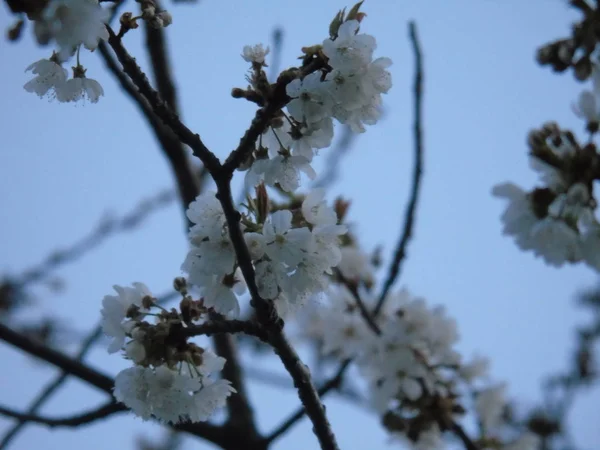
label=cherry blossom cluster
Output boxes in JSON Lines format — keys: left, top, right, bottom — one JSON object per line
{"left": 181, "top": 186, "right": 347, "bottom": 318}
{"left": 20, "top": 0, "right": 171, "bottom": 103}
{"left": 100, "top": 282, "right": 235, "bottom": 423}
{"left": 493, "top": 105, "right": 600, "bottom": 269}
{"left": 241, "top": 6, "right": 392, "bottom": 192}
{"left": 300, "top": 281, "right": 539, "bottom": 450}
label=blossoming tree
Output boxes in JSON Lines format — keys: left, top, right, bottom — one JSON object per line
{"left": 0, "top": 1, "right": 598, "bottom": 450}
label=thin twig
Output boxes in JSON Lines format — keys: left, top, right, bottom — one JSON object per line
{"left": 0, "top": 402, "right": 125, "bottom": 428}
{"left": 12, "top": 188, "right": 175, "bottom": 289}
{"left": 373, "top": 21, "right": 424, "bottom": 317}
{"left": 335, "top": 269, "right": 381, "bottom": 335}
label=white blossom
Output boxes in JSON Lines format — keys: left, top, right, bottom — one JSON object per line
{"left": 263, "top": 210, "right": 313, "bottom": 267}
{"left": 24, "top": 58, "right": 67, "bottom": 98}
{"left": 262, "top": 122, "right": 293, "bottom": 157}
{"left": 528, "top": 217, "right": 582, "bottom": 266}
{"left": 286, "top": 72, "right": 332, "bottom": 124}
{"left": 572, "top": 61, "right": 600, "bottom": 123}
{"left": 244, "top": 232, "right": 267, "bottom": 260}
{"left": 36, "top": 0, "right": 110, "bottom": 58}
{"left": 188, "top": 379, "right": 236, "bottom": 422}
{"left": 475, "top": 384, "right": 507, "bottom": 433}
{"left": 199, "top": 273, "right": 246, "bottom": 317}
{"left": 242, "top": 43, "right": 270, "bottom": 64}
{"left": 101, "top": 283, "right": 150, "bottom": 353}
{"left": 186, "top": 191, "right": 226, "bottom": 243}
{"left": 255, "top": 260, "right": 288, "bottom": 300}
{"left": 113, "top": 365, "right": 234, "bottom": 424}
{"left": 322, "top": 20, "right": 376, "bottom": 71}
{"left": 337, "top": 246, "right": 375, "bottom": 283}
{"left": 56, "top": 72, "right": 104, "bottom": 103}
{"left": 492, "top": 183, "right": 540, "bottom": 251}
{"left": 291, "top": 117, "right": 334, "bottom": 161}
{"left": 263, "top": 154, "right": 317, "bottom": 192}
{"left": 302, "top": 189, "right": 338, "bottom": 226}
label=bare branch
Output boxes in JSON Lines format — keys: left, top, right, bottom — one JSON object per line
{"left": 335, "top": 269, "right": 381, "bottom": 335}
{"left": 0, "top": 402, "right": 125, "bottom": 428}
{"left": 105, "top": 25, "right": 222, "bottom": 174}
{"left": 0, "top": 292, "right": 178, "bottom": 449}
{"left": 11, "top": 187, "right": 175, "bottom": 290}
{"left": 0, "top": 322, "right": 114, "bottom": 393}
{"left": 449, "top": 421, "right": 480, "bottom": 450}
{"left": 373, "top": 21, "right": 424, "bottom": 317}
{"left": 264, "top": 360, "right": 351, "bottom": 445}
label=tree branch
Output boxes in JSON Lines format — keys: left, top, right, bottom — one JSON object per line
{"left": 0, "top": 402, "right": 125, "bottom": 428}
{"left": 97, "top": 41, "right": 202, "bottom": 213}
{"left": 106, "top": 28, "right": 337, "bottom": 449}
{"left": 373, "top": 21, "right": 424, "bottom": 317}
{"left": 335, "top": 270, "right": 381, "bottom": 336}
{"left": 105, "top": 25, "right": 222, "bottom": 174}
{"left": 0, "top": 322, "right": 114, "bottom": 393}
{"left": 104, "top": 25, "right": 259, "bottom": 437}
{"left": 183, "top": 320, "right": 268, "bottom": 342}
{"left": 449, "top": 421, "right": 480, "bottom": 450}
{"left": 0, "top": 321, "right": 240, "bottom": 448}
{"left": 264, "top": 360, "right": 351, "bottom": 445}
{"left": 0, "top": 323, "right": 104, "bottom": 449}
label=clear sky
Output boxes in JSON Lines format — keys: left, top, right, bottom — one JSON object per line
{"left": 0, "top": 0, "right": 598, "bottom": 449}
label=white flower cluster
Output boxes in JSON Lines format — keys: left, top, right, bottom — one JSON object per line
{"left": 181, "top": 189, "right": 347, "bottom": 316}
{"left": 34, "top": 0, "right": 109, "bottom": 60}
{"left": 100, "top": 283, "right": 235, "bottom": 423}
{"left": 24, "top": 57, "right": 104, "bottom": 103}
{"left": 473, "top": 385, "right": 540, "bottom": 450}
{"left": 244, "top": 18, "right": 392, "bottom": 193}
{"left": 22, "top": 0, "right": 109, "bottom": 102}
{"left": 493, "top": 124, "right": 600, "bottom": 270}
{"left": 301, "top": 284, "right": 538, "bottom": 449}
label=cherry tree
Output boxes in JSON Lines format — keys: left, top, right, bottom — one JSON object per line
{"left": 0, "top": 1, "right": 598, "bottom": 450}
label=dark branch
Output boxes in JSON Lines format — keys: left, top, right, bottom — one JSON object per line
{"left": 222, "top": 58, "right": 325, "bottom": 173}
{"left": 106, "top": 28, "right": 337, "bottom": 448}
{"left": 0, "top": 402, "right": 125, "bottom": 428}
{"left": 449, "top": 421, "right": 480, "bottom": 450}
{"left": 335, "top": 270, "right": 381, "bottom": 335}
{"left": 0, "top": 322, "right": 114, "bottom": 393}
{"left": 183, "top": 320, "right": 268, "bottom": 342}
{"left": 105, "top": 24, "right": 259, "bottom": 438}
{"left": 373, "top": 21, "right": 424, "bottom": 317}
{"left": 105, "top": 25, "right": 222, "bottom": 174}
{"left": 0, "top": 323, "right": 103, "bottom": 449}
{"left": 264, "top": 360, "right": 351, "bottom": 445}
{"left": 0, "top": 321, "right": 240, "bottom": 448}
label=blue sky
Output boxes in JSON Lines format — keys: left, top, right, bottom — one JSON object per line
{"left": 0, "top": 0, "right": 598, "bottom": 449}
